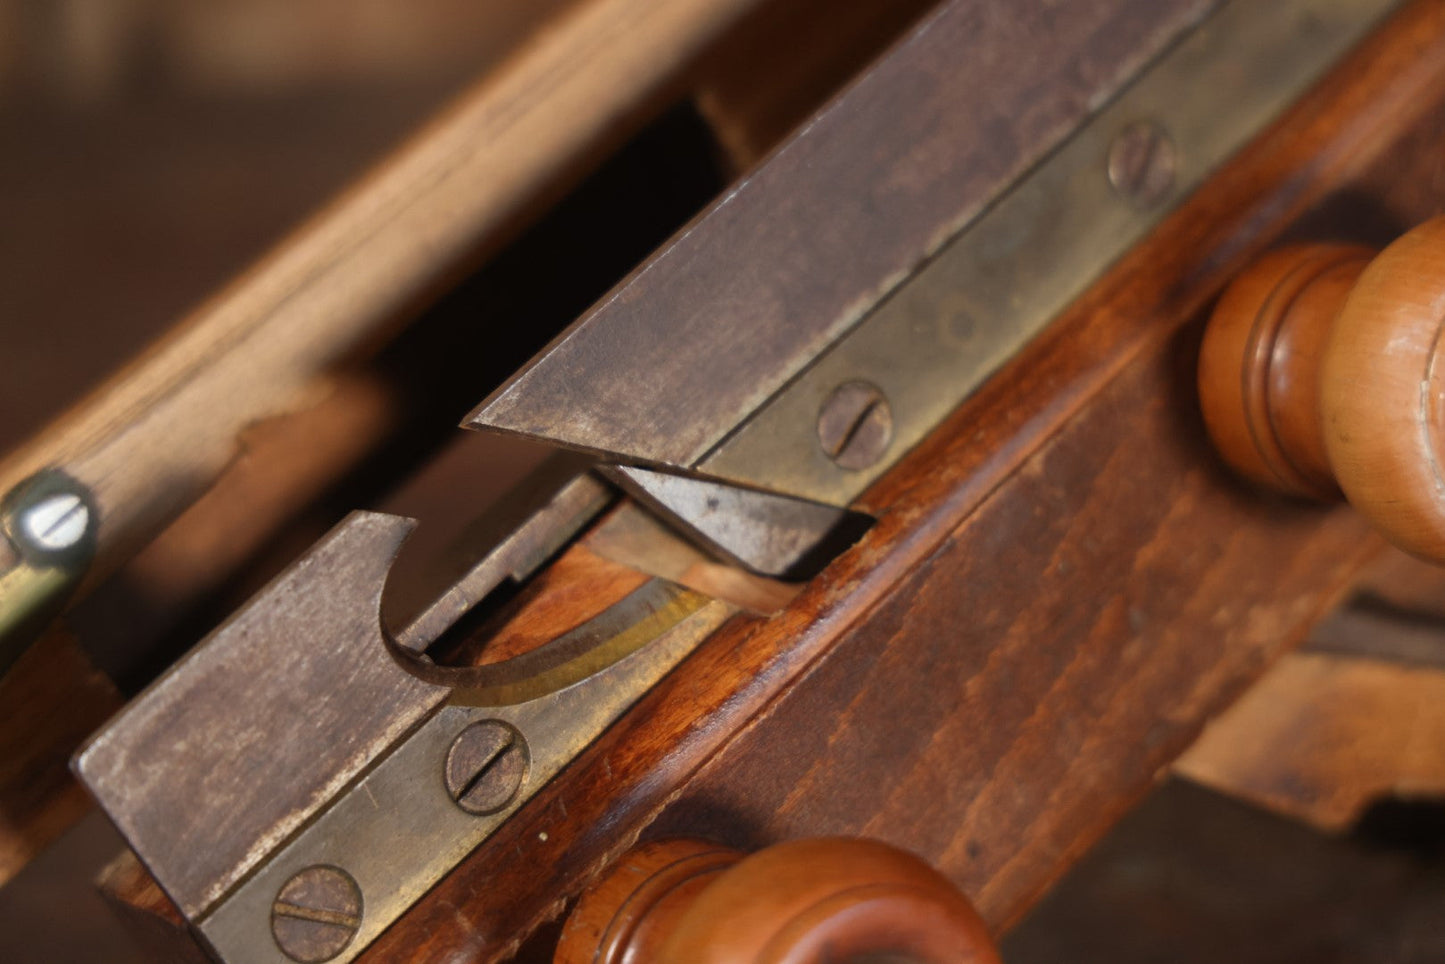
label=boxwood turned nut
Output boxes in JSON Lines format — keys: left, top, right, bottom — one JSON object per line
{"left": 555, "top": 839, "right": 743, "bottom": 963}
{"left": 1199, "top": 216, "right": 1445, "bottom": 564}
{"left": 557, "top": 837, "right": 1000, "bottom": 964}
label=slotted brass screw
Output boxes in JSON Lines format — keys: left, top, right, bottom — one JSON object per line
{"left": 271, "top": 866, "right": 362, "bottom": 963}
{"left": 444, "top": 720, "right": 529, "bottom": 815}
{"left": 2, "top": 469, "right": 96, "bottom": 565}
{"left": 1107, "top": 120, "right": 1178, "bottom": 209}
{"left": 17, "top": 492, "right": 89, "bottom": 552}
{"left": 817, "top": 380, "right": 893, "bottom": 471}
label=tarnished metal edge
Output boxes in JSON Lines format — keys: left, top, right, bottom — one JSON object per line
{"left": 466, "top": 0, "right": 1220, "bottom": 468}
{"left": 602, "top": 465, "right": 863, "bottom": 578}
{"left": 394, "top": 473, "right": 612, "bottom": 653}
{"left": 698, "top": 0, "right": 1404, "bottom": 505}
{"left": 75, "top": 512, "right": 439, "bottom": 921}
{"left": 197, "top": 585, "right": 733, "bottom": 964}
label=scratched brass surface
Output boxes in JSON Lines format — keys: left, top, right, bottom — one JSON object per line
{"left": 198, "top": 586, "right": 732, "bottom": 964}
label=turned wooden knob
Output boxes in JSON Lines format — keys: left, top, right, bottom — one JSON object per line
{"left": 1199, "top": 217, "right": 1445, "bottom": 562}
{"left": 554, "top": 837, "right": 1000, "bottom": 964}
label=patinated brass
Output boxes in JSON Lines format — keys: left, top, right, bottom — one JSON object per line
{"left": 198, "top": 585, "right": 731, "bottom": 964}
{"left": 468, "top": 0, "right": 1400, "bottom": 509}
{"left": 77, "top": 497, "right": 733, "bottom": 964}
{"left": 700, "top": 0, "right": 1400, "bottom": 505}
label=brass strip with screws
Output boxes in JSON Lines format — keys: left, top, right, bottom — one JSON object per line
{"left": 699, "top": 0, "right": 1402, "bottom": 505}
{"left": 199, "top": 583, "right": 733, "bottom": 964}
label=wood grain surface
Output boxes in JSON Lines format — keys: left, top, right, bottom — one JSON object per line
{"left": 1321, "top": 217, "right": 1445, "bottom": 560}
{"left": 1, "top": 0, "right": 937, "bottom": 921}
{"left": 92, "top": 2, "right": 1445, "bottom": 961}
{"left": 363, "top": 3, "right": 1445, "bottom": 959}
{"left": 1198, "top": 244, "right": 1370, "bottom": 498}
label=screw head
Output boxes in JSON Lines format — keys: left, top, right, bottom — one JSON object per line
{"left": 817, "top": 380, "right": 893, "bottom": 471}
{"left": 1107, "top": 120, "right": 1178, "bottom": 209}
{"left": 2, "top": 469, "right": 96, "bottom": 566}
{"left": 444, "top": 720, "right": 529, "bottom": 815}
{"left": 19, "top": 492, "right": 89, "bottom": 552}
{"left": 271, "top": 866, "right": 362, "bottom": 963}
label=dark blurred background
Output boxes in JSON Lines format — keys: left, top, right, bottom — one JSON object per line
{"left": 0, "top": 0, "right": 577, "bottom": 456}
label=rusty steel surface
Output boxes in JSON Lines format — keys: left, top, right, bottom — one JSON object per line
{"left": 72, "top": 504, "right": 716, "bottom": 929}
{"left": 394, "top": 472, "right": 611, "bottom": 652}
{"left": 75, "top": 513, "right": 444, "bottom": 920}
{"left": 602, "top": 465, "right": 862, "bottom": 578}
{"left": 467, "top": 0, "right": 1218, "bottom": 470}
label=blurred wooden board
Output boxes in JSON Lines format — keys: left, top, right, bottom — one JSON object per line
{"left": 0, "top": 0, "right": 779, "bottom": 595}
{"left": 0, "top": 0, "right": 784, "bottom": 897}
{"left": 1178, "top": 652, "right": 1445, "bottom": 832}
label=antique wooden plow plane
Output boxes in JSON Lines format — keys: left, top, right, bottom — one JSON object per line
{"left": 4, "top": 0, "right": 1445, "bottom": 959}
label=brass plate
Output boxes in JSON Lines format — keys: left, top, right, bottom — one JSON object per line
{"left": 199, "top": 583, "right": 731, "bottom": 964}
{"left": 698, "top": 0, "right": 1401, "bottom": 505}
